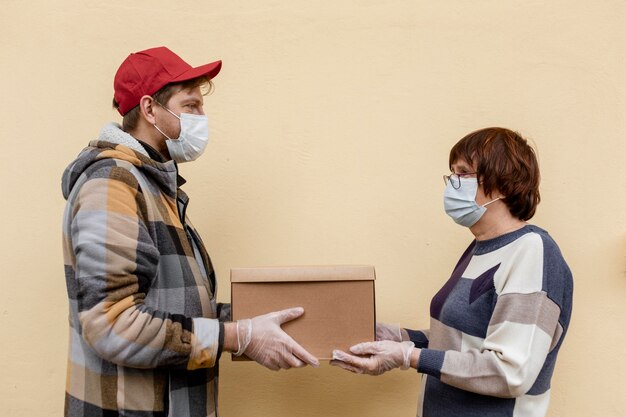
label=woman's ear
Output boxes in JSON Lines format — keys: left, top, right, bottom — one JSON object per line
{"left": 139, "top": 95, "right": 157, "bottom": 125}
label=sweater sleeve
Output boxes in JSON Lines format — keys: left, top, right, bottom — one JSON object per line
{"left": 405, "top": 328, "right": 430, "bottom": 348}
{"left": 417, "top": 234, "right": 564, "bottom": 398}
{"left": 70, "top": 167, "right": 220, "bottom": 370}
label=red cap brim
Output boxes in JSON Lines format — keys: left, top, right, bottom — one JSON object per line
{"left": 171, "top": 60, "right": 222, "bottom": 83}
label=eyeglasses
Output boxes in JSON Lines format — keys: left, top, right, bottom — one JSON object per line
{"left": 442, "top": 172, "right": 477, "bottom": 189}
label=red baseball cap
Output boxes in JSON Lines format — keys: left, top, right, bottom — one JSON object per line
{"left": 113, "top": 46, "right": 222, "bottom": 115}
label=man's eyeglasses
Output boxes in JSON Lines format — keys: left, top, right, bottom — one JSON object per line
{"left": 442, "top": 172, "right": 477, "bottom": 189}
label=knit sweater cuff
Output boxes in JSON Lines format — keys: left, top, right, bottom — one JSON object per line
{"left": 406, "top": 329, "right": 429, "bottom": 348}
{"left": 417, "top": 348, "right": 445, "bottom": 378}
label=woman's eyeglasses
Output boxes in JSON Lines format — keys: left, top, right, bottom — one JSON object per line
{"left": 442, "top": 172, "right": 477, "bottom": 189}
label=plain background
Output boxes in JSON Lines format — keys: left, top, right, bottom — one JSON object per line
{"left": 1, "top": 1, "right": 625, "bottom": 416}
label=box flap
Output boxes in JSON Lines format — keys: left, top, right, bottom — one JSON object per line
{"left": 230, "top": 265, "right": 375, "bottom": 283}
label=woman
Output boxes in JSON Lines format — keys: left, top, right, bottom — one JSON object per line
{"left": 331, "top": 127, "right": 573, "bottom": 417}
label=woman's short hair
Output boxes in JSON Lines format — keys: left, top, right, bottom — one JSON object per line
{"left": 112, "top": 76, "right": 214, "bottom": 132}
{"left": 449, "top": 127, "right": 541, "bottom": 221}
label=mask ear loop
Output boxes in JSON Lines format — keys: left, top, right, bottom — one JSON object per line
{"left": 155, "top": 100, "right": 181, "bottom": 120}
{"left": 153, "top": 123, "right": 173, "bottom": 140}
{"left": 482, "top": 197, "right": 502, "bottom": 207}
{"left": 153, "top": 100, "right": 180, "bottom": 140}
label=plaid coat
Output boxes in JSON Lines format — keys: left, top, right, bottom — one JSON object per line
{"left": 62, "top": 124, "right": 228, "bottom": 417}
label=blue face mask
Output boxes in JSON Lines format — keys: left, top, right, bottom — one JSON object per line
{"left": 443, "top": 178, "right": 500, "bottom": 227}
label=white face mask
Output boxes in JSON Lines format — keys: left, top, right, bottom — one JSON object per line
{"left": 443, "top": 177, "right": 500, "bottom": 227}
{"left": 153, "top": 104, "right": 209, "bottom": 163}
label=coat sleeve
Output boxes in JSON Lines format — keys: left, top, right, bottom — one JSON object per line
{"left": 217, "top": 303, "right": 232, "bottom": 322}
{"left": 70, "top": 165, "right": 220, "bottom": 370}
{"left": 417, "top": 234, "right": 564, "bottom": 398}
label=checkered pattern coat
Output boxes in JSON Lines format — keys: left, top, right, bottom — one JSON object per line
{"left": 62, "top": 128, "right": 227, "bottom": 417}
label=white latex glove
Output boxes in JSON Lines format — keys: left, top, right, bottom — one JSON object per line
{"left": 376, "top": 322, "right": 402, "bottom": 341}
{"left": 330, "top": 340, "right": 415, "bottom": 375}
{"left": 235, "top": 307, "right": 320, "bottom": 371}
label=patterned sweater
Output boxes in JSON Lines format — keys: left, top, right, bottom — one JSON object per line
{"left": 407, "top": 225, "right": 573, "bottom": 417}
{"left": 61, "top": 123, "right": 228, "bottom": 417}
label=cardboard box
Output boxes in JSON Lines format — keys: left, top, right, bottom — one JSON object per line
{"left": 231, "top": 265, "right": 376, "bottom": 360}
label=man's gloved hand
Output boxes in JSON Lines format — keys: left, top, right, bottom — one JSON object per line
{"left": 234, "top": 307, "right": 320, "bottom": 371}
{"left": 330, "top": 340, "right": 415, "bottom": 375}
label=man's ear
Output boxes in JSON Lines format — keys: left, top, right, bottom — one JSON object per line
{"left": 139, "top": 95, "right": 157, "bottom": 125}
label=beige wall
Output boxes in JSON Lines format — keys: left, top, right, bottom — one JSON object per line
{"left": 1, "top": 1, "right": 625, "bottom": 416}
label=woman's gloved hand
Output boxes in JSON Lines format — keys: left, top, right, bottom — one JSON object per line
{"left": 234, "top": 307, "right": 320, "bottom": 371}
{"left": 330, "top": 340, "right": 416, "bottom": 375}
{"left": 376, "top": 322, "right": 410, "bottom": 342}
{"left": 376, "top": 322, "right": 401, "bottom": 341}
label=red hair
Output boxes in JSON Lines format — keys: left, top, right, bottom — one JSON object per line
{"left": 449, "top": 127, "right": 541, "bottom": 220}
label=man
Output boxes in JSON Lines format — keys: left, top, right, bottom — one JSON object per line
{"left": 61, "top": 46, "right": 318, "bottom": 417}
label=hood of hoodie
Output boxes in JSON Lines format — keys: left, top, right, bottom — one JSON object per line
{"left": 61, "top": 123, "right": 179, "bottom": 200}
